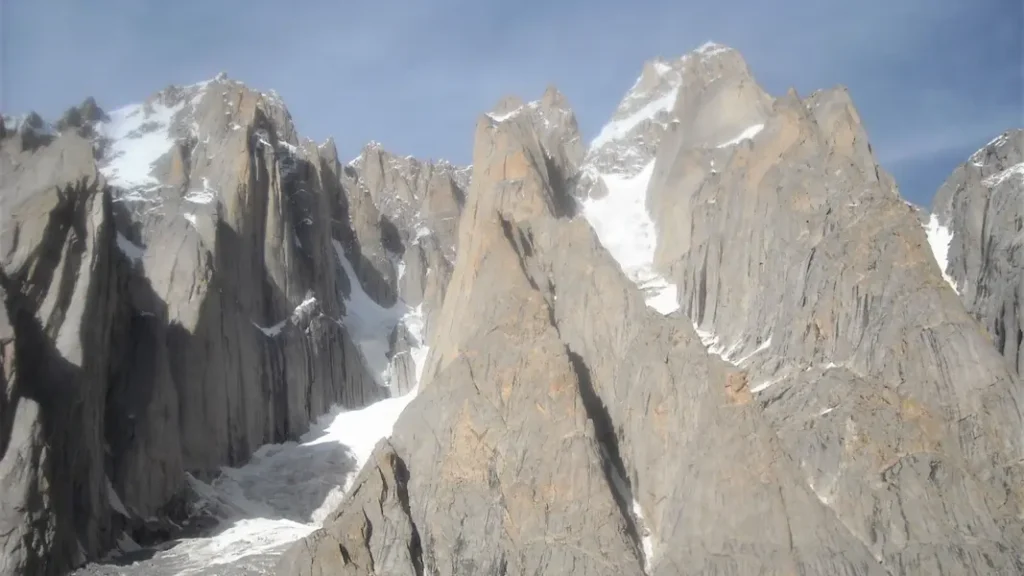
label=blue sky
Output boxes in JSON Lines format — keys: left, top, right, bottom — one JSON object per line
{"left": 2, "top": 0, "right": 1021, "bottom": 206}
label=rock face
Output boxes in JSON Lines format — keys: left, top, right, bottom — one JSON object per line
{"left": 282, "top": 43, "right": 1023, "bottom": 576}
{"left": 642, "top": 45, "right": 1024, "bottom": 573}
{"left": 931, "top": 129, "right": 1024, "bottom": 373}
{"left": 0, "top": 76, "right": 447, "bottom": 574}
{"left": 0, "top": 129, "right": 120, "bottom": 576}
{"left": 4, "top": 42, "right": 1023, "bottom": 576}
{"left": 341, "top": 143, "right": 470, "bottom": 394}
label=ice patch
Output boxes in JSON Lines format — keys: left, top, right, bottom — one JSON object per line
{"left": 717, "top": 124, "right": 765, "bottom": 148}
{"left": 924, "top": 214, "right": 959, "bottom": 293}
{"left": 591, "top": 89, "right": 679, "bottom": 150}
{"left": 115, "top": 232, "right": 145, "bottom": 264}
{"left": 581, "top": 161, "right": 679, "bottom": 314}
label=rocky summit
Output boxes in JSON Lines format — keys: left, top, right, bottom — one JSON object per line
{"left": 1, "top": 43, "right": 1022, "bottom": 576}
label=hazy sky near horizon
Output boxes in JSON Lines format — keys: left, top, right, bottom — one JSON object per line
{"left": 2, "top": 0, "right": 1021, "bottom": 205}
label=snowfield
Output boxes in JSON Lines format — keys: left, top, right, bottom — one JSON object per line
{"left": 582, "top": 161, "right": 680, "bottom": 315}
{"left": 925, "top": 213, "right": 959, "bottom": 293}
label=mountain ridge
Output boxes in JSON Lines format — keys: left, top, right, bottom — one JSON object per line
{"left": 1, "top": 41, "right": 1021, "bottom": 576}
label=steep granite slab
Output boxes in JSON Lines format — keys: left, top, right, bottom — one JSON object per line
{"left": 282, "top": 87, "right": 888, "bottom": 575}
{"left": 0, "top": 76, "right": 405, "bottom": 571}
{"left": 932, "top": 129, "right": 1024, "bottom": 373}
{"left": 96, "top": 78, "right": 386, "bottom": 524}
{"left": 644, "top": 44, "right": 1024, "bottom": 573}
{"left": 0, "top": 129, "right": 122, "bottom": 574}
{"left": 281, "top": 104, "right": 646, "bottom": 576}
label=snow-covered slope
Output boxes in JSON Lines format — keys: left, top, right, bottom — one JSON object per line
{"left": 576, "top": 50, "right": 695, "bottom": 315}
{"left": 924, "top": 213, "right": 959, "bottom": 293}
{"left": 580, "top": 161, "right": 678, "bottom": 314}
{"left": 99, "top": 244, "right": 431, "bottom": 574}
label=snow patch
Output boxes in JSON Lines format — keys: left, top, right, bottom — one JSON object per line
{"left": 333, "top": 240, "right": 422, "bottom": 387}
{"left": 695, "top": 41, "right": 732, "bottom": 57}
{"left": 115, "top": 232, "right": 145, "bottom": 264}
{"left": 252, "top": 295, "right": 318, "bottom": 338}
{"left": 252, "top": 320, "right": 286, "bottom": 337}
{"left": 107, "top": 478, "right": 130, "bottom": 517}
{"left": 603, "top": 447, "right": 655, "bottom": 573}
{"left": 116, "top": 532, "right": 141, "bottom": 553}
{"left": 403, "top": 304, "right": 431, "bottom": 382}
{"left": 3, "top": 114, "right": 58, "bottom": 138}
{"left": 171, "top": 348, "right": 426, "bottom": 570}
{"left": 924, "top": 214, "right": 959, "bottom": 293}
{"left": 184, "top": 177, "right": 218, "bottom": 204}
{"left": 750, "top": 377, "right": 784, "bottom": 394}
{"left": 97, "top": 93, "right": 191, "bottom": 190}
{"left": 982, "top": 162, "right": 1024, "bottom": 188}
{"left": 644, "top": 282, "right": 679, "bottom": 315}
{"left": 985, "top": 133, "right": 1010, "bottom": 148}
{"left": 717, "top": 124, "right": 764, "bottom": 148}
{"left": 731, "top": 337, "right": 772, "bottom": 365}
{"left": 694, "top": 325, "right": 719, "bottom": 349}
{"left": 692, "top": 324, "right": 771, "bottom": 365}
{"left": 144, "top": 512, "right": 313, "bottom": 571}
{"left": 633, "top": 498, "right": 655, "bottom": 574}
{"left": 486, "top": 108, "right": 522, "bottom": 122}
{"left": 591, "top": 89, "right": 679, "bottom": 150}
{"left": 581, "top": 161, "right": 679, "bottom": 314}
{"left": 303, "top": 387, "right": 420, "bottom": 496}
{"left": 183, "top": 212, "right": 197, "bottom": 226}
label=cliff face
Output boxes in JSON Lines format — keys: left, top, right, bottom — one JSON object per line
{"left": 281, "top": 45, "right": 1024, "bottom": 576}
{"left": 931, "top": 129, "right": 1024, "bottom": 374}
{"left": 0, "top": 77, "right": 450, "bottom": 574}
{"left": 3, "top": 44, "right": 1022, "bottom": 576}
{"left": 0, "top": 126, "right": 121, "bottom": 575}
{"left": 341, "top": 143, "right": 469, "bottom": 395}
{"left": 641, "top": 45, "right": 1022, "bottom": 573}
